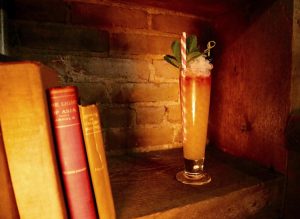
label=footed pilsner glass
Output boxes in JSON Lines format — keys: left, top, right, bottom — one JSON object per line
{"left": 176, "top": 67, "right": 212, "bottom": 185}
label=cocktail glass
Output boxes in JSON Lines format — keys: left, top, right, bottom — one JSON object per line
{"left": 176, "top": 67, "right": 212, "bottom": 185}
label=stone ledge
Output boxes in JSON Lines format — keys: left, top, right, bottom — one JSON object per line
{"left": 108, "top": 147, "right": 284, "bottom": 219}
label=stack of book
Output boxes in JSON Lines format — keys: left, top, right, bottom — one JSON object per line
{"left": 0, "top": 61, "right": 116, "bottom": 219}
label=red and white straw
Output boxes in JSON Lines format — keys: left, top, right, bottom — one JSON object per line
{"left": 180, "top": 32, "right": 187, "bottom": 144}
{"left": 181, "top": 32, "right": 187, "bottom": 70}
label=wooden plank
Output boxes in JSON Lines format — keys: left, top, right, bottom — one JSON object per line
{"left": 210, "top": 0, "right": 292, "bottom": 172}
{"left": 108, "top": 147, "right": 284, "bottom": 219}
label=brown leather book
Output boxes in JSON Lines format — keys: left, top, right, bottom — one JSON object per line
{"left": 0, "top": 61, "right": 67, "bottom": 219}
{"left": 79, "top": 104, "right": 116, "bottom": 219}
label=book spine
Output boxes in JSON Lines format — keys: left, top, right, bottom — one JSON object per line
{"left": 48, "top": 86, "right": 97, "bottom": 219}
{"left": 0, "top": 126, "right": 19, "bottom": 219}
{"left": 0, "top": 62, "right": 67, "bottom": 219}
{"left": 79, "top": 104, "right": 116, "bottom": 219}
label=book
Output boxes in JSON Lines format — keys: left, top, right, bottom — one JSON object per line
{"left": 0, "top": 126, "right": 19, "bottom": 219}
{"left": 47, "top": 86, "right": 98, "bottom": 219}
{"left": 79, "top": 104, "right": 116, "bottom": 219}
{"left": 0, "top": 61, "right": 67, "bottom": 219}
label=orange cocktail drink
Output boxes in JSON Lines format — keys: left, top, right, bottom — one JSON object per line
{"left": 180, "top": 70, "right": 211, "bottom": 162}
{"left": 177, "top": 55, "right": 213, "bottom": 184}
{"left": 164, "top": 33, "right": 216, "bottom": 185}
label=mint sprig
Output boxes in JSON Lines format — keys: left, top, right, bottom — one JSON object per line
{"left": 164, "top": 35, "right": 215, "bottom": 69}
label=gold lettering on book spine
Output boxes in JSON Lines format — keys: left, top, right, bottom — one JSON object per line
{"left": 63, "top": 167, "right": 87, "bottom": 175}
{"left": 83, "top": 112, "right": 104, "bottom": 170}
{"left": 56, "top": 123, "right": 80, "bottom": 128}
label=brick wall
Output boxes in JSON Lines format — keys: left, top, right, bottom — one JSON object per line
{"left": 8, "top": 0, "right": 297, "bottom": 172}
{"left": 8, "top": 0, "right": 213, "bottom": 154}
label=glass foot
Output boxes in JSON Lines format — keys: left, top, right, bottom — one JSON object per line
{"left": 176, "top": 171, "right": 211, "bottom": 186}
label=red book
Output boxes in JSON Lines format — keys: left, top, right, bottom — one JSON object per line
{"left": 48, "top": 86, "right": 97, "bottom": 219}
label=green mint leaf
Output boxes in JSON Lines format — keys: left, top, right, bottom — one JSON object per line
{"left": 187, "top": 35, "right": 198, "bottom": 53}
{"left": 171, "top": 40, "right": 181, "bottom": 64}
{"left": 164, "top": 55, "right": 180, "bottom": 68}
{"left": 187, "top": 51, "right": 202, "bottom": 63}
{"left": 164, "top": 35, "right": 216, "bottom": 70}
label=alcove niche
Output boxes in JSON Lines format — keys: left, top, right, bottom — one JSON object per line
{"left": 2, "top": 0, "right": 300, "bottom": 218}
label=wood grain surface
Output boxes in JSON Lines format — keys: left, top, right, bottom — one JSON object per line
{"left": 108, "top": 148, "right": 284, "bottom": 219}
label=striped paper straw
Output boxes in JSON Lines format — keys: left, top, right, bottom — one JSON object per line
{"left": 180, "top": 32, "right": 187, "bottom": 144}
{"left": 181, "top": 32, "right": 187, "bottom": 70}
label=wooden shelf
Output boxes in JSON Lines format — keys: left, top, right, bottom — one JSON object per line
{"left": 108, "top": 147, "right": 284, "bottom": 219}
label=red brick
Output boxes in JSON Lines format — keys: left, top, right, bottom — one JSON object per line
{"left": 68, "top": 57, "right": 151, "bottom": 82}
{"left": 106, "top": 127, "right": 174, "bottom": 150}
{"left": 100, "top": 106, "right": 135, "bottom": 128}
{"left": 4, "top": 53, "right": 67, "bottom": 79}
{"left": 111, "top": 83, "right": 179, "bottom": 103}
{"left": 174, "top": 127, "right": 183, "bottom": 144}
{"left": 9, "top": 21, "right": 109, "bottom": 53}
{"left": 12, "top": 0, "right": 67, "bottom": 23}
{"left": 153, "top": 60, "right": 179, "bottom": 81}
{"left": 135, "top": 106, "right": 165, "bottom": 125}
{"left": 151, "top": 13, "right": 209, "bottom": 35}
{"left": 129, "top": 126, "right": 174, "bottom": 147}
{"left": 110, "top": 33, "right": 176, "bottom": 55}
{"left": 71, "top": 2, "right": 148, "bottom": 29}
{"left": 105, "top": 128, "right": 127, "bottom": 151}
{"left": 68, "top": 0, "right": 228, "bottom": 18}
{"left": 75, "top": 83, "right": 110, "bottom": 104}
{"left": 166, "top": 104, "right": 181, "bottom": 123}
